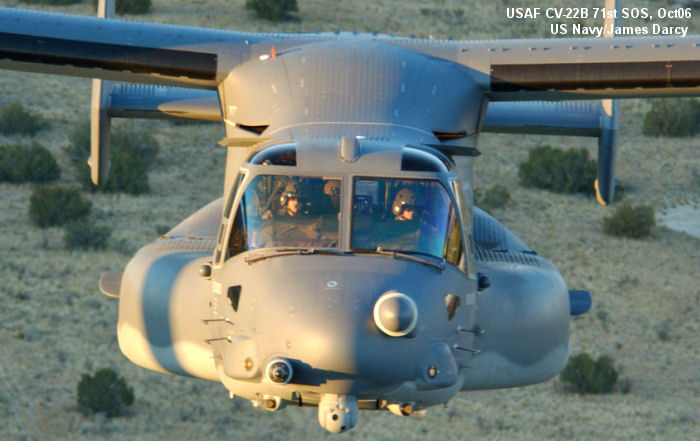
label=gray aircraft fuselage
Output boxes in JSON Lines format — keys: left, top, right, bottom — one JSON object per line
{"left": 117, "top": 138, "right": 571, "bottom": 433}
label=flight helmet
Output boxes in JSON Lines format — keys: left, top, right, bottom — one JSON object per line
{"left": 392, "top": 188, "right": 418, "bottom": 217}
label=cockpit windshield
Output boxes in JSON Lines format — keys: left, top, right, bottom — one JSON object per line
{"left": 227, "top": 174, "right": 463, "bottom": 267}
{"left": 351, "top": 178, "right": 463, "bottom": 264}
{"left": 227, "top": 175, "right": 341, "bottom": 258}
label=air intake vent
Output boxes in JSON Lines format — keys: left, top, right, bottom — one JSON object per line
{"left": 227, "top": 285, "right": 241, "bottom": 312}
{"left": 237, "top": 123, "right": 269, "bottom": 135}
{"left": 401, "top": 147, "right": 447, "bottom": 172}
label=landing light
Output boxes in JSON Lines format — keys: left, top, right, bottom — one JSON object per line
{"left": 265, "top": 358, "right": 293, "bottom": 384}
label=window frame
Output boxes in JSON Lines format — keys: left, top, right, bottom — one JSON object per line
{"left": 223, "top": 172, "right": 344, "bottom": 261}
{"left": 349, "top": 175, "right": 467, "bottom": 272}
{"left": 214, "top": 171, "right": 248, "bottom": 265}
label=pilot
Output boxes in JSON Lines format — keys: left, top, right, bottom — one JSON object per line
{"left": 255, "top": 180, "right": 322, "bottom": 247}
{"left": 392, "top": 188, "right": 418, "bottom": 221}
{"left": 379, "top": 187, "right": 439, "bottom": 254}
{"left": 280, "top": 181, "right": 303, "bottom": 217}
{"left": 323, "top": 180, "right": 341, "bottom": 211}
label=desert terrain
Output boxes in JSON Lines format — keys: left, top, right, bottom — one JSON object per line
{"left": 0, "top": 1, "right": 697, "bottom": 440}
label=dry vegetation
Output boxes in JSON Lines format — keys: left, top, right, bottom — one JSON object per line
{"left": 0, "top": 1, "right": 698, "bottom": 440}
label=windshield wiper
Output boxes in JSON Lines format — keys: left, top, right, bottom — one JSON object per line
{"left": 244, "top": 247, "right": 346, "bottom": 264}
{"left": 356, "top": 247, "right": 445, "bottom": 272}
{"left": 245, "top": 247, "right": 444, "bottom": 271}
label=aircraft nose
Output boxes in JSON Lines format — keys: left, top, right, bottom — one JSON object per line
{"left": 222, "top": 256, "right": 453, "bottom": 394}
{"left": 274, "top": 288, "right": 420, "bottom": 392}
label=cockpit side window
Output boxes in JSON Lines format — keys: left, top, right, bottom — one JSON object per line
{"left": 226, "top": 175, "right": 341, "bottom": 259}
{"left": 452, "top": 180, "right": 475, "bottom": 277}
{"left": 228, "top": 196, "right": 249, "bottom": 258}
{"left": 351, "top": 178, "right": 464, "bottom": 266}
{"left": 215, "top": 172, "right": 246, "bottom": 263}
{"left": 224, "top": 173, "right": 246, "bottom": 219}
{"left": 444, "top": 207, "right": 462, "bottom": 265}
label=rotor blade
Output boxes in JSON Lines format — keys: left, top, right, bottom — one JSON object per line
{"left": 595, "top": 99, "right": 619, "bottom": 205}
{"left": 88, "top": 0, "right": 115, "bottom": 186}
{"left": 594, "top": 0, "right": 620, "bottom": 205}
{"left": 96, "top": 0, "right": 115, "bottom": 19}
{"left": 89, "top": 79, "right": 112, "bottom": 185}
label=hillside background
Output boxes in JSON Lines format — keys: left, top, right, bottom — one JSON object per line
{"left": 0, "top": 1, "right": 697, "bottom": 440}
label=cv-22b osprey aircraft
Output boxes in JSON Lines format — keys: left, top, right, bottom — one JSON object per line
{"left": 0, "top": 0, "right": 698, "bottom": 433}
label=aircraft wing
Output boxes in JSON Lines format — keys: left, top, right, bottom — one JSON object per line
{"left": 0, "top": 7, "right": 324, "bottom": 89}
{"left": 3, "top": 6, "right": 696, "bottom": 96}
{"left": 388, "top": 36, "right": 699, "bottom": 100}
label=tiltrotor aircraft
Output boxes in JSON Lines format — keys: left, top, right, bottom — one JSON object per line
{"left": 1, "top": 0, "right": 697, "bottom": 433}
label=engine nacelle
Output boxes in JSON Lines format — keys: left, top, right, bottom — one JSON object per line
{"left": 117, "top": 241, "right": 218, "bottom": 380}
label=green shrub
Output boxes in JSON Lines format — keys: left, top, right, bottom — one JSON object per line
{"left": 102, "top": 151, "right": 150, "bottom": 194}
{"left": 91, "top": 0, "right": 152, "bottom": 14}
{"left": 654, "top": 320, "right": 671, "bottom": 342}
{"left": 109, "top": 125, "right": 160, "bottom": 165}
{"left": 29, "top": 186, "right": 91, "bottom": 228}
{"left": 64, "top": 119, "right": 93, "bottom": 188}
{"left": 0, "top": 101, "right": 47, "bottom": 136}
{"left": 65, "top": 120, "right": 158, "bottom": 194}
{"left": 0, "top": 142, "right": 60, "bottom": 183}
{"left": 618, "top": 376, "right": 633, "bottom": 394}
{"left": 518, "top": 146, "right": 597, "bottom": 195}
{"left": 643, "top": 98, "right": 699, "bottom": 137}
{"left": 117, "top": 0, "right": 151, "bottom": 14}
{"left": 245, "top": 0, "right": 298, "bottom": 21}
{"left": 77, "top": 368, "right": 134, "bottom": 417}
{"left": 64, "top": 220, "right": 111, "bottom": 250}
{"left": 66, "top": 120, "right": 160, "bottom": 169}
{"left": 603, "top": 203, "right": 655, "bottom": 238}
{"left": 560, "top": 353, "right": 618, "bottom": 394}
{"left": 474, "top": 184, "right": 511, "bottom": 212}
